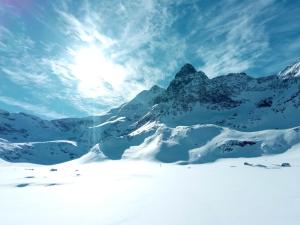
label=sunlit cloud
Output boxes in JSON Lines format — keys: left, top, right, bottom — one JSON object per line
{"left": 46, "top": 0, "right": 186, "bottom": 110}
{"left": 55, "top": 9, "right": 115, "bottom": 47}
{"left": 68, "top": 45, "right": 128, "bottom": 98}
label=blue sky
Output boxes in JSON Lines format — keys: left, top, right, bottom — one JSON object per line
{"left": 0, "top": 0, "right": 299, "bottom": 119}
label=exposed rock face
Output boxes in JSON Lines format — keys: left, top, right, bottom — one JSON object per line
{"left": 149, "top": 62, "right": 300, "bottom": 130}
{"left": 174, "top": 63, "right": 197, "bottom": 79}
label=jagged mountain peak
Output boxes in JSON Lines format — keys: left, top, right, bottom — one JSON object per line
{"left": 164, "top": 64, "right": 208, "bottom": 96}
{"left": 175, "top": 63, "right": 197, "bottom": 78}
{"left": 172, "top": 64, "right": 208, "bottom": 83}
{"left": 278, "top": 59, "right": 300, "bottom": 79}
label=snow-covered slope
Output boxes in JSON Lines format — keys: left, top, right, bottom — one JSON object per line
{"left": 120, "top": 123, "right": 300, "bottom": 164}
{"left": 0, "top": 138, "right": 79, "bottom": 164}
{"left": 0, "top": 86, "right": 165, "bottom": 164}
{"left": 278, "top": 59, "right": 300, "bottom": 79}
{"left": 0, "top": 60, "right": 300, "bottom": 164}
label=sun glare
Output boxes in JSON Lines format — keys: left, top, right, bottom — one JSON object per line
{"left": 70, "top": 45, "right": 127, "bottom": 98}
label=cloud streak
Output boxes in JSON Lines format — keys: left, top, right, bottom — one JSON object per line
{"left": 194, "top": 0, "right": 278, "bottom": 76}
{"left": 0, "top": 96, "right": 66, "bottom": 119}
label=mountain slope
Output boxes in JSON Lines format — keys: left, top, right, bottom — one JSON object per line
{"left": 279, "top": 59, "right": 300, "bottom": 79}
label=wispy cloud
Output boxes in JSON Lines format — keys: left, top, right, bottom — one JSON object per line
{"left": 0, "top": 25, "right": 11, "bottom": 48}
{"left": 1, "top": 68, "right": 50, "bottom": 86}
{"left": 0, "top": 22, "right": 52, "bottom": 86}
{"left": 195, "top": 0, "right": 277, "bottom": 76}
{"left": 0, "top": 96, "right": 66, "bottom": 119}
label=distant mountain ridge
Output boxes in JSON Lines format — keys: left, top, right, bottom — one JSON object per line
{"left": 0, "top": 60, "right": 300, "bottom": 164}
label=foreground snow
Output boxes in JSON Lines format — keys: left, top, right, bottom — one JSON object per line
{"left": 1, "top": 145, "right": 300, "bottom": 225}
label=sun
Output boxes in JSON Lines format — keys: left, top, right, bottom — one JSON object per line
{"left": 69, "top": 45, "right": 127, "bottom": 98}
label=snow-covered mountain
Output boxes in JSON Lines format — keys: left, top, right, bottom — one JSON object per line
{"left": 278, "top": 59, "right": 300, "bottom": 79}
{"left": 0, "top": 60, "right": 300, "bottom": 164}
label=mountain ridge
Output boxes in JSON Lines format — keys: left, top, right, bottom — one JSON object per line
{"left": 0, "top": 59, "right": 300, "bottom": 164}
